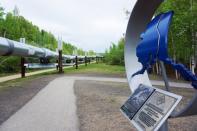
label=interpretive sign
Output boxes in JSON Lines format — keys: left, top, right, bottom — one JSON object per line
{"left": 120, "top": 84, "right": 182, "bottom": 131}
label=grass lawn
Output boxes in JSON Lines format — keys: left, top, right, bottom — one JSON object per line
{"left": 0, "top": 72, "right": 57, "bottom": 91}
{"left": 0, "top": 63, "right": 125, "bottom": 90}
{"left": 63, "top": 63, "right": 125, "bottom": 75}
{"left": 0, "top": 68, "right": 52, "bottom": 77}
{"left": 0, "top": 62, "right": 189, "bottom": 89}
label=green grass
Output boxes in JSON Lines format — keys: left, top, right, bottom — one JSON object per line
{"left": 0, "top": 70, "right": 57, "bottom": 90}
{"left": 0, "top": 63, "right": 125, "bottom": 90}
{"left": 0, "top": 62, "right": 189, "bottom": 88}
{"left": 63, "top": 63, "right": 125, "bottom": 75}
{"left": 0, "top": 72, "right": 18, "bottom": 77}
{"left": 0, "top": 68, "right": 53, "bottom": 77}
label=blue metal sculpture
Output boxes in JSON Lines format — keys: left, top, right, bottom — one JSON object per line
{"left": 132, "top": 11, "right": 197, "bottom": 89}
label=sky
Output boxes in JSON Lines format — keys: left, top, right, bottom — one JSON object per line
{"left": 0, "top": 0, "right": 136, "bottom": 53}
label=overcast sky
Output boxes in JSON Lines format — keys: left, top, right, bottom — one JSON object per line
{"left": 1, "top": 0, "right": 136, "bottom": 53}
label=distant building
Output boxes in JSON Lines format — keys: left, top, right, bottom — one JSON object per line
{"left": 13, "top": 5, "right": 20, "bottom": 17}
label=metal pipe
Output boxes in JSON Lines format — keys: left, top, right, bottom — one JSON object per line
{"left": 0, "top": 37, "right": 96, "bottom": 60}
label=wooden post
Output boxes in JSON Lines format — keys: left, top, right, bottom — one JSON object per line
{"left": 75, "top": 56, "right": 78, "bottom": 69}
{"left": 85, "top": 56, "right": 87, "bottom": 66}
{"left": 21, "top": 57, "right": 25, "bottom": 78}
{"left": 96, "top": 56, "right": 98, "bottom": 64}
{"left": 58, "top": 50, "right": 63, "bottom": 73}
{"left": 56, "top": 60, "right": 58, "bottom": 70}
{"left": 20, "top": 38, "right": 26, "bottom": 78}
{"left": 89, "top": 57, "right": 91, "bottom": 64}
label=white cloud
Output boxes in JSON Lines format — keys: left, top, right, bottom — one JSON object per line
{"left": 0, "top": 0, "right": 136, "bottom": 52}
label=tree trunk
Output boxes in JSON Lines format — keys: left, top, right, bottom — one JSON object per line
{"left": 156, "top": 61, "right": 159, "bottom": 75}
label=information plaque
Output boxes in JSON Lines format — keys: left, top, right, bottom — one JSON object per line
{"left": 120, "top": 84, "right": 182, "bottom": 131}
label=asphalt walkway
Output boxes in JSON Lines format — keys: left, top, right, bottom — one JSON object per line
{"left": 0, "top": 77, "right": 79, "bottom": 131}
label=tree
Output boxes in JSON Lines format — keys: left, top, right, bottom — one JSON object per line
{"left": 0, "top": 5, "right": 89, "bottom": 73}
{"left": 104, "top": 38, "right": 125, "bottom": 65}
{"left": 156, "top": 0, "right": 197, "bottom": 75}
{"left": 87, "top": 50, "right": 96, "bottom": 56}
{"left": 0, "top": 4, "right": 5, "bottom": 36}
{"left": 156, "top": 0, "right": 196, "bottom": 63}
{"left": 0, "top": 5, "right": 4, "bottom": 19}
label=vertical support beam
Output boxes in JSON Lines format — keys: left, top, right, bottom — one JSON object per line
{"left": 98, "top": 57, "right": 99, "bottom": 63}
{"left": 159, "top": 61, "right": 170, "bottom": 91}
{"left": 85, "top": 56, "right": 87, "bottom": 66}
{"left": 75, "top": 56, "right": 78, "bottom": 69}
{"left": 58, "top": 50, "right": 63, "bottom": 73}
{"left": 20, "top": 38, "right": 26, "bottom": 78}
{"left": 96, "top": 56, "right": 98, "bottom": 64}
{"left": 56, "top": 59, "right": 58, "bottom": 70}
{"left": 89, "top": 57, "right": 91, "bottom": 64}
{"left": 158, "top": 62, "right": 170, "bottom": 131}
{"left": 21, "top": 57, "right": 25, "bottom": 78}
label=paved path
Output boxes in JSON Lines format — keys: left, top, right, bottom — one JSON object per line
{"left": 0, "top": 76, "right": 193, "bottom": 131}
{"left": 0, "top": 77, "right": 79, "bottom": 131}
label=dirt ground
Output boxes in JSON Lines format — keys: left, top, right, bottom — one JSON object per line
{"left": 0, "top": 75, "right": 59, "bottom": 125}
{"left": 74, "top": 80, "right": 197, "bottom": 131}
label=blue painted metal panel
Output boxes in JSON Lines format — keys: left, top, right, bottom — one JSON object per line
{"left": 132, "top": 11, "right": 197, "bottom": 89}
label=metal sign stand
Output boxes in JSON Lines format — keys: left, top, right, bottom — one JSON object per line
{"left": 158, "top": 61, "right": 170, "bottom": 131}
{"left": 158, "top": 121, "right": 168, "bottom": 131}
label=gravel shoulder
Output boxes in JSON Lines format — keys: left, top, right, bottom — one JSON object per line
{"left": 74, "top": 80, "right": 134, "bottom": 131}
{"left": 74, "top": 80, "right": 197, "bottom": 131}
{"left": 0, "top": 75, "right": 59, "bottom": 125}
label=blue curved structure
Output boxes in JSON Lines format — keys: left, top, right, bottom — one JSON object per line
{"left": 132, "top": 11, "right": 197, "bottom": 89}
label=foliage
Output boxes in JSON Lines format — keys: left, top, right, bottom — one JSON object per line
{"left": 87, "top": 50, "right": 96, "bottom": 56}
{"left": 104, "top": 38, "right": 124, "bottom": 65}
{"left": 1, "top": 13, "right": 58, "bottom": 50}
{"left": 104, "top": 0, "right": 196, "bottom": 66}
{"left": 77, "top": 48, "right": 85, "bottom": 56}
{"left": 63, "top": 63, "right": 125, "bottom": 75}
{"left": 0, "top": 4, "right": 96, "bottom": 73}
{"left": 156, "top": 0, "right": 197, "bottom": 63}
{"left": 62, "top": 42, "right": 77, "bottom": 55}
